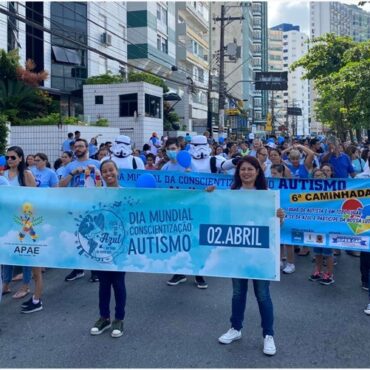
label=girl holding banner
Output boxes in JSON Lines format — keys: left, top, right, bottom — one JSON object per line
{"left": 218, "top": 156, "right": 284, "bottom": 356}
{"left": 2, "top": 146, "right": 44, "bottom": 313}
{"left": 90, "top": 160, "right": 126, "bottom": 338}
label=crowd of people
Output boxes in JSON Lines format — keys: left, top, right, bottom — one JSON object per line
{"left": 1, "top": 129, "right": 370, "bottom": 356}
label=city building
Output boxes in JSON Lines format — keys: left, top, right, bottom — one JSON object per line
{"left": 271, "top": 23, "right": 310, "bottom": 136}
{"left": 126, "top": 2, "right": 176, "bottom": 74}
{"left": 268, "top": 28, "right": 285, "bottom": 133}
{"left": 1, "top": 1, "right": 128, "bottom": 116}
{"left": 310, "top": 1, "right": 370, "bottom": 42}
{"left": 209, "top": 2, "right": 253, "bottom": 138}
{"left": 251, "top": 1, "right": 268, "bottom": 131}
{"left": 310, "top": 1, "right": 370, "bottom": 133}
{"left": 173, "top": 1, "right": 210, "bottom": 132}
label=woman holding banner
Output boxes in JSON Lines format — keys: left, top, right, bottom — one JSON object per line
{"left": 90, "top": 159, "right": 126, "bottom": 338}
{"left": 2, "top": 146, "right": 44, "bottom": 313}
{"left": 218, "top": 156, "right": 284, "bottom": 356}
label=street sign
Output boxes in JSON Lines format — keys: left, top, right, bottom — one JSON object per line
{"left": 255, "top": 72, "right": 288, "bottom": 91}
{"left": 287, "top": 107, "right": 302, "bottom": 116}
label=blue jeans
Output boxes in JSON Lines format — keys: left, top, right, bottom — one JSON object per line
{"left": 2, "top": 265, "right": 32, "bottom": 285}
{"left": 97, "top": 271, "right": 126, "bottom": 320}
{"left": 230, "top": 278, "right": 274, "bottom": 337}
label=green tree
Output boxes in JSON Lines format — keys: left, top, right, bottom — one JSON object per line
{"left": 0, "top": 49, "right": 51, "bottom": 124}
{"left": 0, "top": 114, "right": 9, "bottom": 155}
{"left": 292, "top": 35, "right": 370, "bottom": 138}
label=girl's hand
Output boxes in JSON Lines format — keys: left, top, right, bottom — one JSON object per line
{"left": 276, "top": 208, "right": 285, "bottom": 224}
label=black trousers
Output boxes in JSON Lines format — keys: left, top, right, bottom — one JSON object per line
{"left": 360, "top": 252, "right": 370, "bottom": 284}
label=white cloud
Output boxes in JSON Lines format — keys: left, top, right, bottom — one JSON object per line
{"left": 121, "top": 251, "right": 194, "bottom": 274}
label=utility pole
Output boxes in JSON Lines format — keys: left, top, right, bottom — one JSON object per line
{"left": 214, "top": 5, "right": 244, "bottom": 134}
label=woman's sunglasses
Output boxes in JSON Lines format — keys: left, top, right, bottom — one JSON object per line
{"left": 5, "top": 155, "right": 17, "bottom": 160}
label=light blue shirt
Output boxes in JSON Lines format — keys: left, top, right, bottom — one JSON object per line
{"left": 62, "top": 139, "right": 73, "bottom": 152}
{"left": 0, "top": 176, "right": 9, "bottom": 186}
{"left": 161, "top": 162, "right": 186, "bottom": 172}
{"left": 31, "top": 167, "right": 58, "bottom": 187}
{"left": 61, "top": 159, "right": 101, "bottom": 187}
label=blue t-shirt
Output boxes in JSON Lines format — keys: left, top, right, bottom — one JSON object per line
{"left": 328, "top": 153, "right": 355, "bottom": 178}
{"left": 31, "top": 167, "right": 58, "bottom": 187}
{"left": 88, "top": 144, "right": 98, "bottom": 157}
{"left": 61, "top": 159, "right": 101, "bottom": 187}
{"left": 62, "top": 139, "right": 73, "bottom": 152}
{"left": 286, "top": 163, "right": 309, "bottom": 179}
{"left": 161, "top": 162, "right": 186, "bottom": 172}
{"left": 56, "top": 166, "right": 65, "bottom": 180}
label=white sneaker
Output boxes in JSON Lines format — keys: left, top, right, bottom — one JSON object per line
{"left": 263, "top": 335, "right": 276, "bottom": 356}
{"left": 282, "top": 263, "right": 295, "bottom": 274}
{"left": 280, "top": 260, "right": 286, "bottom": 270}
{"left": 364, "top": 303, "right": 370, "bottom": 315}
{"left": 218, "top": 328, "right": 242, "bottom": 344}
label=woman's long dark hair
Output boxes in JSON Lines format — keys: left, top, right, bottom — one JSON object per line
{"left": 6, "top": 146, "right": 27, "bottom": 186}
{"left": 231, "top": 156, "right": 267, "bottom": 190}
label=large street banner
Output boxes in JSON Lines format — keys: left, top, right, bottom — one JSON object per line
{"left": 119, "top": 169, "right": 232, "bottom": 190}
{"left": 0, "top": 187, "right": 280, "bottom": 281}
{"left": 268, "top": 177, "right": 370, "bottom": 251}
{"left": 119, "top": 170, "right": 370, "bottom": 251}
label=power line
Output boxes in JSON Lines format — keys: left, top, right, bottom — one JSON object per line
{"left": 0, "top": 4, "right": 214, "bottom": 94}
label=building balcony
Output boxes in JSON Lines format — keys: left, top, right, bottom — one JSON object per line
{"left": 177, "top": 2, "right": 209, "bottom": 33}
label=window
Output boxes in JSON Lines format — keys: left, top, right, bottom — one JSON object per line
{"left": 157, "top": 3, "right": 161, "bottom": 21}
{"left": 157, "top": 34, "right": 168, "bottom": 54}
{"left": 193, "top": 65, "right": 199, "bottom": 81}
{"left": 161, "top": 7, "right": 167, "bottom": 26}
{"left": 95, "top": 96, "right": 103, "bottom": 104}
{"left": 192, "top": 40, "right": 198, "bottom": 55}
{"left": 198, "top": 67, "right": 204, "bottom": 83}
{"left": 52, "top": 46, "right": 81, "bottom": 65}
{"left": 145, "top": 94, "right": 161, "bottom": 118}
{"left": 119, "top": 94, "right": 138, "bottom": 117}
{"left": 161, "top": 37, "right": 168, "bottom": 53}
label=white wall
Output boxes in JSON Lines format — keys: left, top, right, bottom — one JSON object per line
{"left": 87, "top": 2, "right": 127, "bottom": 77}
{"left": 9, "top": 125, "right": 119, "bottom": 164}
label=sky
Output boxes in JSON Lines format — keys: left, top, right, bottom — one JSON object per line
{"left": 268, "top": 0, "right": 370, "bottom": 36}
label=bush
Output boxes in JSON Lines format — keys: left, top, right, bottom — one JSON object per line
{"left": 85, "top": 72, "right": 124, "bottom": 85}
{"left": 17, "top": 113, "right": 61, "bottom": 126}
{"left": 0, "top": 114, "right": 9, "bottom": 154}
{"left": 94, "top": 118, "right": 109, "bottom": 127}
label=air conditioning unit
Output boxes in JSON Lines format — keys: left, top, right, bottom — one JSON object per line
{"left": 101, "top": 32, "right": 112, "bottom": 46}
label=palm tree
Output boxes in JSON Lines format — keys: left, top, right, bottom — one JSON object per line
{"left": 0, "top": 79, "right": 48, "bottom": 123}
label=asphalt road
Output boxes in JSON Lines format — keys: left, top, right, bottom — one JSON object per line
{"left": 0, "top": 252, "right": 369, "bottom": 368}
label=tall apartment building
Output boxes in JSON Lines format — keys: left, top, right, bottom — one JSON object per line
{"left": 1, "top": 1, "right": 127, "bottom": 116}
{"left": 251, "top": 1, "right": 268, "bottom": 130}
{"left": 126, "top": 2, "right": 176, "bottom": 74}
{"left": 310, "top": 1, "right": 370, "bottom": 42}
{"left": 174, "top": 1, "right": 209, "bottom": 132}
{"left": 268, "top": 28, "right": 284, "bottom": 131}
{"left": 271, "top": 23, "right": 310, "bottom": 136}
{"left": 310, "top": 1, "right": 370, "bottom": 133}
{"left": 209, "top": 2, "right": 253, "bottom": 137}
